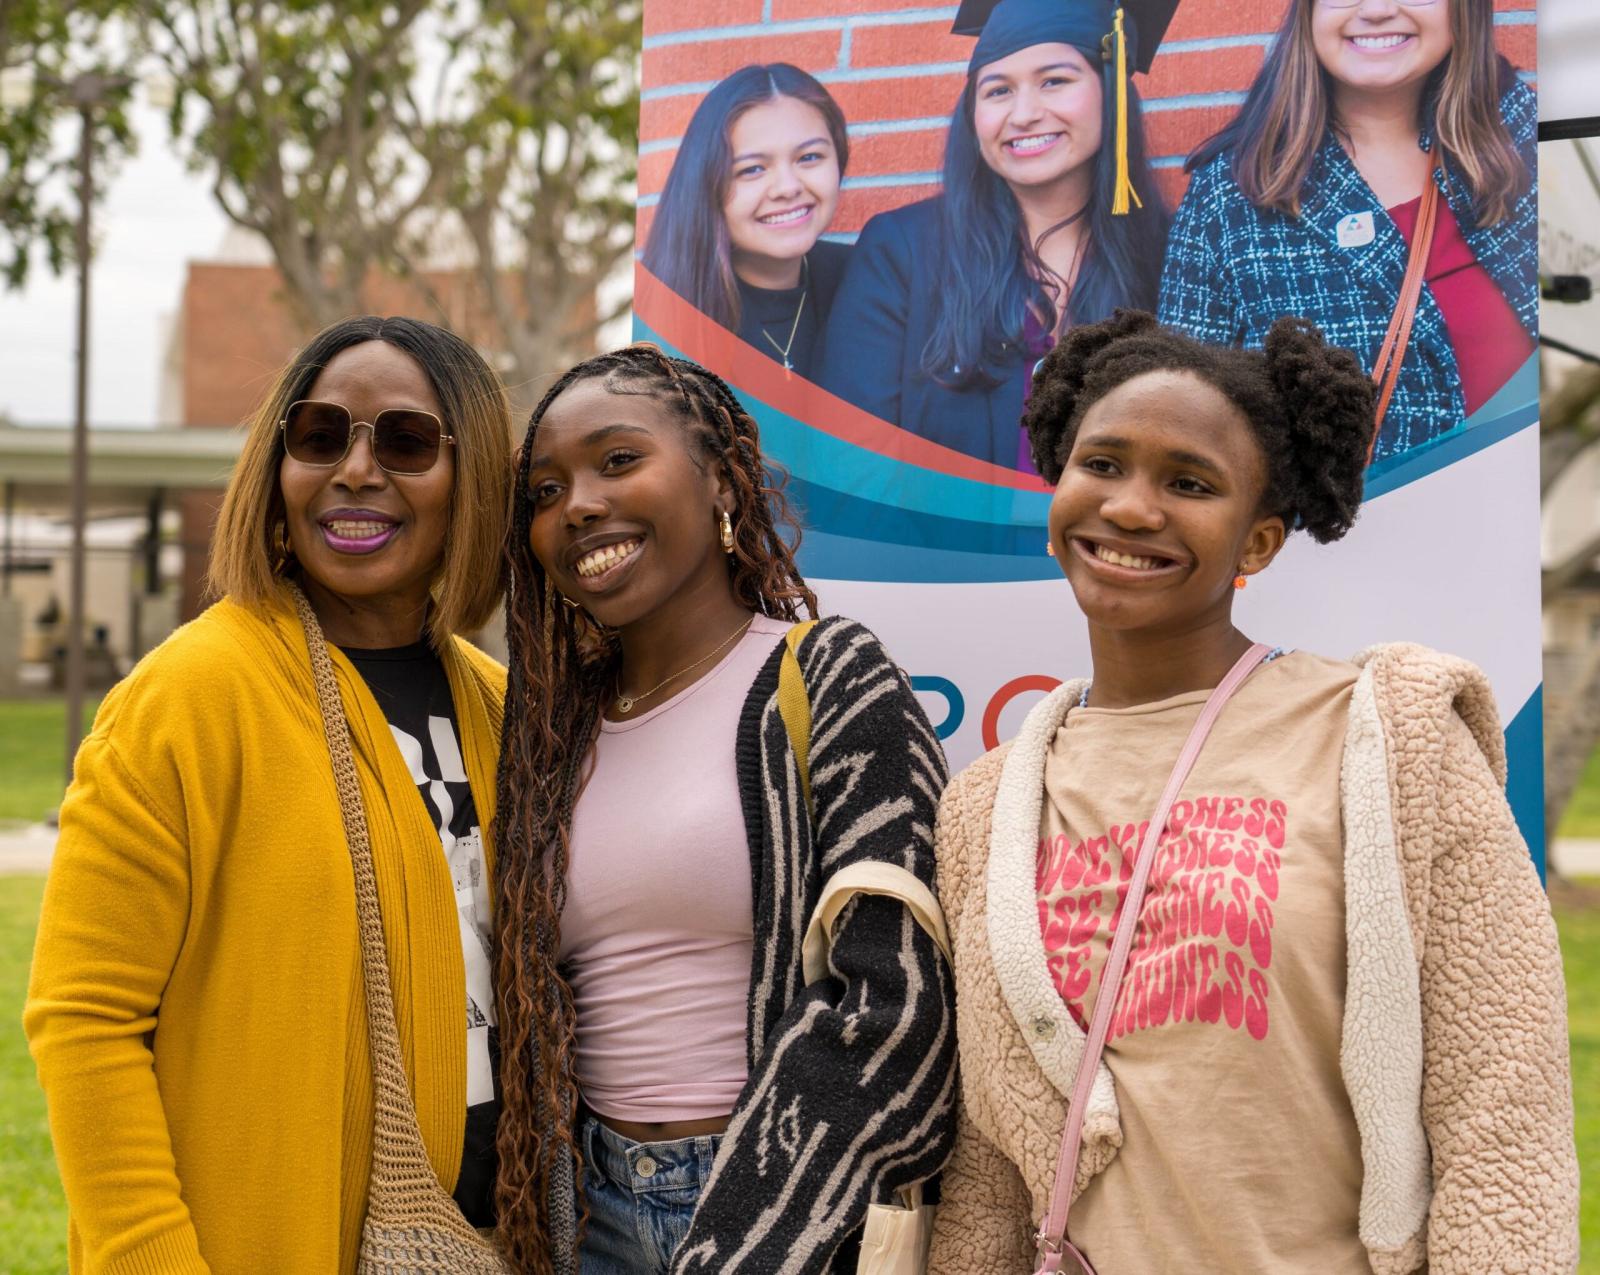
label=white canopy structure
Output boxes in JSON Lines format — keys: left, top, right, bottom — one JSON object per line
{"left": 1540, "top": 0, "right": 1600, "bottom": 140}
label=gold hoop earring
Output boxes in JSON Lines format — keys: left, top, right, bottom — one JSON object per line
{"left": 559, "top": 590, "right": 614, "bottom": 640}
{"left": 271, "top": 522, "right": 293, "bottom": 574}
{"left": 720, "top": 510, "right": 735, "bottom": 554}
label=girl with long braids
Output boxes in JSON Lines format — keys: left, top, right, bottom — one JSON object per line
{"left": 492, "top": 345, "right": 956, "bottom": 1273}
{"left": 929, "top": 311, "right": 1576, "bottom": 1272}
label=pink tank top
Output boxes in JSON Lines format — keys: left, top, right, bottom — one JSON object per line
{"left": 559, "top": 614, "right": 790, "bottom": 1122}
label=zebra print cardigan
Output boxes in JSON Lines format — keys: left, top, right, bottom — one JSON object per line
{"left": 542, "top": 615, "right": 958, "bottom": 1273}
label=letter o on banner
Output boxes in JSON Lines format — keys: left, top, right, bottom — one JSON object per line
{"left": 910, "top": 675, "right": 965, "bottom": 739}
{"left": 982, "top": 675, "right": 1063, "bottom": 750}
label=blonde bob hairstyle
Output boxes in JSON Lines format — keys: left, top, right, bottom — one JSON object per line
{"left": 208, "top": 315, "right": 513, "bottom": 647}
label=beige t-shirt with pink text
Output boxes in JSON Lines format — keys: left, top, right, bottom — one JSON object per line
{"left": 1037, "top": 651, "right": 1373, "bottom": 1273}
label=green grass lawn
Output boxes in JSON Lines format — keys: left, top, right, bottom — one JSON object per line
{"left": 0, "top": 699, "right": 98, "bottom": 826}
{"left": 1, "top": 874, "right": 67, "bottom": 1272}
{"left": 1562, "top": 747, "right": 1600, "bottom": 840}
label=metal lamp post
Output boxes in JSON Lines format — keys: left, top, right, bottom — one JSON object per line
{"left": 0, "top": 66, "right": 135, "bottom": 781}
{"left": 64, "top": 73, "right": 133, "bottom": 784}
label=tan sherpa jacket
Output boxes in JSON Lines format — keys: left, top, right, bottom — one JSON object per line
{"left": 928, "top": 644, "right": 1578, "bottom": 1275}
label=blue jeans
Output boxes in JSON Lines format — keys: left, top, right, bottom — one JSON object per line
{"left": 577, "top": 1114, "right": 723, "bottom": 1274}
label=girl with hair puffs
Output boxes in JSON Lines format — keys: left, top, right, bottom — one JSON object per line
{"left": 929, "top": 311, "right": 1576, "bottom": 1273}
{"left": 493, "top": 345, "right": 955, "bottom": 1274}
{"left": 642, "top": 64, "right": 852, "bottom": 381}
{"left": 1160, "top": 0, "right": 1535, "bottom": 464}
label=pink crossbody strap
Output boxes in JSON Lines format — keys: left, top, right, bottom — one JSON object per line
{"left": 1033, "top": 643, "right": 1274, "bottom": 1275}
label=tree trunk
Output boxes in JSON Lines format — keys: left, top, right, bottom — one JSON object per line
{"left": 1542, "top": 363, "right": 1600, "bottom": 866}
{"left": 1546, "top": 645, "right": 1600, "bottom": 853}
{"left": 1543, "top": 363, "right": 1600, "bottom": 435}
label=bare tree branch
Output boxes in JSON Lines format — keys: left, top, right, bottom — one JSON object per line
{"left": 4, "top": 0, "right": 640, "bottom": 410}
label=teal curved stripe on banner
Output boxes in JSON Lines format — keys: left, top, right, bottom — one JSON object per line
{"left": 635, "top": 319, "right": 1053, "bottom": 529}
{"left": 1365, "top": 354, "right": 1538, "bottom": 499}
{"left": 799, "top": 529, "right": 1061, "bottom": 582}
{"left": 632, "top": 328, "right": 1536, "bottom": 581}
{"left": 1504, "top": 685, "right": 1545, "bottom": 881}
{"left": 789, "top": 477, "right": 1051, "bottom": 558}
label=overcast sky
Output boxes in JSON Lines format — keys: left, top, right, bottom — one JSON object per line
{"left": 0, "top": 101, "right": 229, "bottom": 429}
{"left": 1541, "top": 0, "right": 1600, "bottom": 126}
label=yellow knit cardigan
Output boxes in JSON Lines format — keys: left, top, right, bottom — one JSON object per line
{"left": 25, "top": 592, "right": 506, "bottom": 1274}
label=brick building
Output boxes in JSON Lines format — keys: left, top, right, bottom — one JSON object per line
{"left": 637, "top": 0, "right": 1535, "bottom": 246}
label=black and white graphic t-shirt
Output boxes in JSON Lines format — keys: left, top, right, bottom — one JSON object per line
{"left": 343, "top": 641, "right": 500, "bottom": 1227}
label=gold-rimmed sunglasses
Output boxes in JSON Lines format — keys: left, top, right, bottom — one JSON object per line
{"left": 279, "top": 399, "right": 456, "bottom": 475}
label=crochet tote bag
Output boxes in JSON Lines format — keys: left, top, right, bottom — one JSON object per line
{"left": 294, "top": 585, "right": 514, "bottom": 1274}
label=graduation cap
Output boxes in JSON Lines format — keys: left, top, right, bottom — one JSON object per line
{"left": 951, "top": 0, "right": 1181, "bottom": 214}
{"left": 952, "top": 0, "right": 1179, "bottom": 75}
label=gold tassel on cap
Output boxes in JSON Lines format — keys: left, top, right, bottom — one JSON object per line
{"left": 1110, "top": 5, "right": 1142, "bottom": 216}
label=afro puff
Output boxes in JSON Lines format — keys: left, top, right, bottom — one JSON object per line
{"left": 1021, "top": 310, "right": 1373, "bottom": 544}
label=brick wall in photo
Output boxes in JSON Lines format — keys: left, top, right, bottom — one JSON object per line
{"left": 638, "top": 0, "right": 1536, "bottom": 248}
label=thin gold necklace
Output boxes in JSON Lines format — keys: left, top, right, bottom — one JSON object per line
{"left": 614, "top": 615, "right": 755, "bottom": 714}
{"left": 760, "top": 257, "right": 809, "bottom": 372}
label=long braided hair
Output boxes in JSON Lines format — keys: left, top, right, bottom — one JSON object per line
{"left": 492, "top": 345, "right": 816, "bottom": 1270}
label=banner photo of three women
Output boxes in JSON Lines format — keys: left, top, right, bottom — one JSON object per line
{"left": 639, "top": 0, "right": 1535, "bottom": 474}
{"left": 635, "top": 0, "right": 1543, "bottom": 849}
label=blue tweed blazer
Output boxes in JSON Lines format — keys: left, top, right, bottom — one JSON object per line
{"left": 1157, "top": 77, "right": 1536, "bottom": 464}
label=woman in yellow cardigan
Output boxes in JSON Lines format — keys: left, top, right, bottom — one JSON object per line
{"left": 25, "top": 316, "right": 512, "bottom": 1273}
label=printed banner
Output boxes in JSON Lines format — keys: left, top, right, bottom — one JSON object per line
{"left": 635, "top": 0, "right": 1544, "bottom": 860}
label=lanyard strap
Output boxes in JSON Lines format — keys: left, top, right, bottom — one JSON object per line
{"left": 1034, "top": 642, "right": 1274, "bottom": 1275}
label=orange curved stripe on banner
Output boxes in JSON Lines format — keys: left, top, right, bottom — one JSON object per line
{"left": 633, "top": 266, "right": 1053, "bottom": 494}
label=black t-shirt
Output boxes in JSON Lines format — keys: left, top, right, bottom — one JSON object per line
{"left": 342, "top": 640, "right": 500, "bottom": 1228}
{"left": 734, "top": 239, "right": 851, "bottom": 382}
